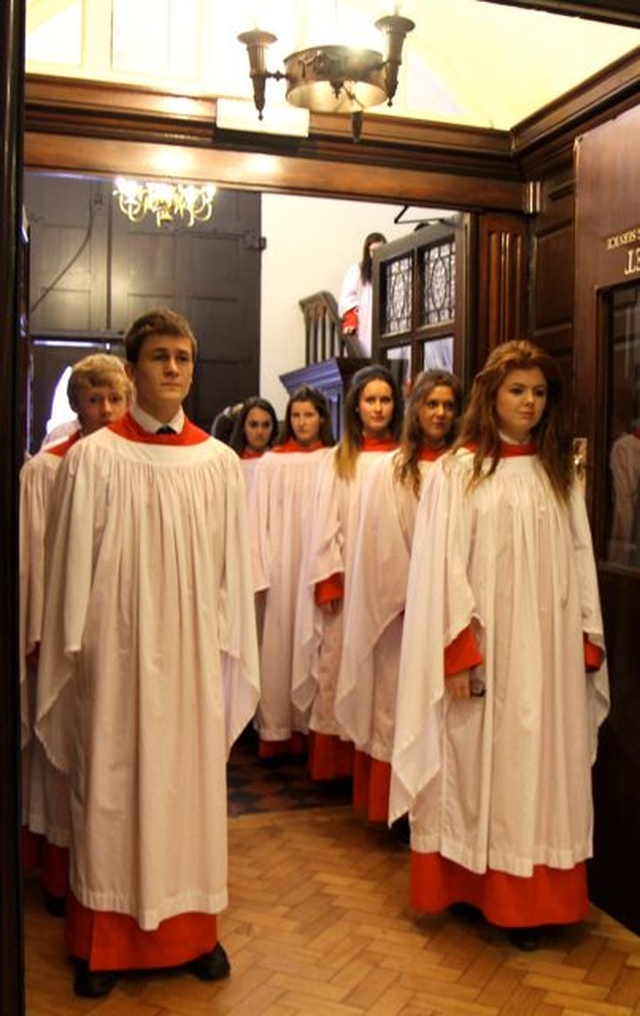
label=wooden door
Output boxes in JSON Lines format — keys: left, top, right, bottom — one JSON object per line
{"left": 110, "top": 188, "right": 262, "bottom": 430}
{"left": 24, "top": 174, "right": 262, "bottom": 439}
{"left": 573, "top": 106, "right": 640, "bottom": 934}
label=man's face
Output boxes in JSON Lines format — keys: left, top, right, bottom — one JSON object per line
{"left": 126, "top": 334, "right": 194, "bottom": 419}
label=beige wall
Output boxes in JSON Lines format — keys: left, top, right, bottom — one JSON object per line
{"left": 260, "top": 194, "right": 413, "bottom": 414}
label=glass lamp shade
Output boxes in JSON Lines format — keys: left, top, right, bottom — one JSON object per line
{"left": 282, "top": 45, "right": 387, "bottom": 114}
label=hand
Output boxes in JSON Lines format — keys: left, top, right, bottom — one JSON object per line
{"left": 320, "top": 598, "right": 342, "bottom": 616}
{"left": 445, "top": 673, "right": 471, "bottom": 699}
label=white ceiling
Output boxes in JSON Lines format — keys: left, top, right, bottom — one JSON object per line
{"left": 25, "top": 0, "right": 640, "bottom": 130}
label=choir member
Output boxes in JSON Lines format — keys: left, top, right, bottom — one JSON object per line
{"left": 391, "top": 340, "right": 609, "bottom": 950}
{"left": 294, "top": 365, "right": 402, "bottom": 782}
{"left": 229, "top": 395, "right": 278, "bottom": 498}
{"left": 36, "top": 308, "right": 259, "bottom": 997}
{"left": 251, "top": 385, "right": 334, "bottom": 758}
{"left": 20, "top": 354, "right": 130, "bottom": 915}
{"left": 337, "top": 369, "right": 461, "bottom": 821}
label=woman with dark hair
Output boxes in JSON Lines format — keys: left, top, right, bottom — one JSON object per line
{"left": 229, "top": 396, "right": 278, "bottom": 497}
{"left": 336, "top": 370, "right": 462, "bottom": 822}
{"left": 293, "top": 364, "right": 402, "bottom": 782}
{"left": 250, "top": 386, "right": 334, "bottom": 758}
{"left": 391, "top": 340, "right": 609, "bottom": 951}
{"left": 338, "top": 231, "right": 387, "bottom": 357}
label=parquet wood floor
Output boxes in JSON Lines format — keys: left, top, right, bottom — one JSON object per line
{"left": 24, "top": 805, "right": 640, "bottom": 1016}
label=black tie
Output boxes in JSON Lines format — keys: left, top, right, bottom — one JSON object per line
{"left": 156, "top": 425, "right": 175, "bottom": 435}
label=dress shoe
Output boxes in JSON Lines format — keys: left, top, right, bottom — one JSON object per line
{"left": 449, "top": 902, "right": 483, "bottom": 924}
{"left": 186, "top": 942, "right": 231, "bottom": 981}
{"left": 507, "top": 926, "right": 542, "bottom": 951}
{"left": 73, "top": 961, "right": 118, "bottom": 998}
{"left": 44, "top": 892, "right": 66, "bottom": 917}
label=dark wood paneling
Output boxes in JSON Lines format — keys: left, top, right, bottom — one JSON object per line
{"left": 529, "top": 171, "right": 575, "bottom": 401}
{"left": 0, "top": 1, "right": 26, "bottom": 1014}
{"left": 480, "top": 0, "right": 640, "bottom": 27}
{"left": 23, "top": 175, "right": 261, "bottom": 436}
{"left": 572, "top": 104, "right": 640, "bottom": 936}
{"left": 514, "top": 48, "right": 640, "bottom": 176}
{"left": 476, "top": 213, "right": 529, "bottom": 370}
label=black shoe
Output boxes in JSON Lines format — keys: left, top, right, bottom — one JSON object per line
{"left": 449, "top": 902, "right": 483, "bottom": 924}
{"left": 73, "top": 961, "right": 118, "bottom": 998}
{"left": 186, "top": 942, "right": 231, "bottom": 982}
{"left": 507, "top": 926, "right": 542, "bottom": 951}
{"left": 44, "top": 892, "right": 66, "bottom": 917}
{"left": 391, "top": 815, "right": 411, "bottom": 846}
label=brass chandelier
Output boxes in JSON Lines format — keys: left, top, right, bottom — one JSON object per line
{"left": 238, "top": 12, "right": 415, "bottom": 139}
{"left": 113, "top": 178, "right": 217, "bottom": 228}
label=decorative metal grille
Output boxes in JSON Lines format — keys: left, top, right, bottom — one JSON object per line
{"left": 421, "top": 240, "right": 455, "bottom": 325}
{"left": 383, "top": 255, "right": 412, "bottom": 334}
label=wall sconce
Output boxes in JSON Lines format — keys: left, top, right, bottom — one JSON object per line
{"left": 238, "top": 13, "right": 415, "bottom": 139}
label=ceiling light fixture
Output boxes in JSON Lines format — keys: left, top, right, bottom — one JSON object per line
{"left": 237, "top": 12, "right": 415, "bottom": 140}
{"left": 113, "top": 178, "right": 217, "bottom": 228}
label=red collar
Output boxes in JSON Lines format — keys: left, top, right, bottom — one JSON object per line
{"left": 45, "top": 431, "right": 81, "bottom": 458}
{"left": 273, "top": 439, "right": 324, "bottom": 453}
{"left": 418, "top": 445, "right": 447, "bottom": 462}
{"left": 464, "top": 440, "right": 536, "bottom": 458}
{"left": 362, "top": 436, "right": 398, "bottom": 452}
{"left": 110, "top": 412, "right": 209, "bottom": 446}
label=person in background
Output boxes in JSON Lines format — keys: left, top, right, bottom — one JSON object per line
{"left": 20, "top": 354, "right": 131, "bottom": 917}
{"left": 36, "top": 308, "right": 259, "bottom": 998}
{"left": 336, "top": 369, "right": 462, "bottom": 824}
{"left": 210, "top": 402, "right": 243, "bottom": 444}
{"left": 391, "top": 340, "right": 609, "bottom": 951}
{"left": 293, "top": 364, "right": 402, "bottom": 784}
{"left": 338, "top": 231, "right": 387, "bottom": 358}
{"left": 251, "top": 385, "right": 334, "bottom": 759}
{"left": 229, "top": 396, "right": 279, "bottom": 498}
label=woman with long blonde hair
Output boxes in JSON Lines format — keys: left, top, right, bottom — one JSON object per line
{"left": 293, "top": 365, "right": 403, "bottom": 782}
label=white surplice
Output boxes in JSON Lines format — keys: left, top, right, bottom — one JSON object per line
{"left": 391, "top": 449, "right": 610, "bottom": 876}
{"left": 338, "top": 263, "right": 373, "bottom": 358}
{"left": 293, "top": 444, "right": 397, "bottom": 737}
{"left": 250, "top": 444, "right": 332, "bottom": 741}
{"left": 335, "top": 454, "right": 432, "bottom": 762}
{"left": 20, "top": 439, "right": 75, "bottom": 847}
{"left": 36, "top": 421, "right": 259, "bottom": 930}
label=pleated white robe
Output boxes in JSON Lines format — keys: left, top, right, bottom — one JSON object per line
{"left": 293, "top": 442, "right": 397, "bottom": 739}
{"left": 20, "top": 437, "right": 77, "bottom": 848}
{"left": 335, "top": 453, "right": 432, "bottom": 764}
{"left": 36, "top": 419, "right": 259, "bottom": 931}
{"left": 250, "top": 443, "right": 333, "bottom": 742}
{"left": 391, "top": 449, "right": 610, "bottom": 884}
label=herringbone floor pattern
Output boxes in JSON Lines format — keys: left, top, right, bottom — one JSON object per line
{"left": 25, "top": 805, "right": 640, "bottom": 1015}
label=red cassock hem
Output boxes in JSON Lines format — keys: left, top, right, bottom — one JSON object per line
{"left": 42, "top": 843, "right": 69, "bottom": 898}
{"left": 258, "top": 732, "right": 308, "bottom": 758}
{"left": 352, "top": 752, "right": 391, "bottom": 823}
{"left": 410, "top": 852, "right": 589, "bottom": 927}
{"left": 65, "top": 894, "right": 218, "bottom": 971}
{"left": 21, "top": 828, "right": 69, "bottom": 897}
{"left": 308, "top": 732, "right": 354, "bottom": 781}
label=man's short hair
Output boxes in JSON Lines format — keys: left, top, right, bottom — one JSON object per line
{"left": 124, "top": 308, "right": 198, "bottom": 363}
{"left": 67, "top": 353, "right": 131, "bottom": 412}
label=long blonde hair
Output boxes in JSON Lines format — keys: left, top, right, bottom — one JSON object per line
{"left": 454, "top": 339, "right": 574, "bottom": 501}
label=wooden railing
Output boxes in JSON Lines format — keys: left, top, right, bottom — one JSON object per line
{"left": 299, "top": 290, "right": 359, "bottom": 364}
